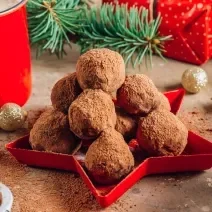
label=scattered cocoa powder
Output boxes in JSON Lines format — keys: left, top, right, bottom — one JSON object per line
{"left": 76, "top": 48, "right": 125, "bottom": 93}
{"left": 68, "top": 89, "right": 116, "bottom": 139}
{"left": 137, "top": 110, "right": 188, "bottom": 156}
{"left": 178, "top": 108, "right": 212, "bottom": 141}
{"left": 157, "top": 92, "right": 171, "bottom": 111}
{"left": 85, "top": 128, "right": 134, "bottom": 185}
{"left": 191, "top": 111, "right": 198, "bottom": 115}
{"left": 0, "top": 126, "right": 101, "bottom": 212}
{"left": 0, "top": 143, "right": 134, "bottom": 212}
{"left": 206, "top": 129, "right": 212, "bottom": 132}
{"left": 51, "top": 73, "right": 82, "bottom": 114}
{"left": 30, "top": 108, "right": 78, "bottom": 154}
{"left": 117, "top": 74, "right": 160, "bottom": 114}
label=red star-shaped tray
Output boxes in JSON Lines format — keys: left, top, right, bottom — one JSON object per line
{"left": 6, "top": 89, "right": 212, "bottom": 207}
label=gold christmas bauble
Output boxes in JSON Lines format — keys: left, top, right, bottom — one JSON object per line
{"left": 0, "top": 103, "right": 27, "bottom": 131}
{"left": 181, "top": 67, "right": 208, "bottom": 93}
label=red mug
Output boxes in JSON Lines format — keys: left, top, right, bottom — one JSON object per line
{"left": 0, "top": 0, "right": 31, "bottom": 107}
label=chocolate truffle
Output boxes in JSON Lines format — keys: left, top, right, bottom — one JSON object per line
{"left": 51, "top": 72, "right": 82, "bottom": 113}
{"left": 117, "top": 74, "right": 160, "bottom": 114}
{"left": 29, "top": 109, "right": 78, "bottom": 154}
{"left": 76, "top": 48, "right": 125, "bottom": 93}
{"left": 137, "top": 110, "right": 188, "bottom": 156}
{"left": 115, "top": 107, "right": 138, "bottom": 141}
{"left": 85, "top": 128, "right": 135, "bottom": 185}
{"left": 68, "top": 89, "right": 116, "bottom": 139}
{"left": 157, "top": 93, "right": 171, "bottom": 111}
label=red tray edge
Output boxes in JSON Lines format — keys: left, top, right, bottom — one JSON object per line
{"left": 76, "top": 152, "right": 212, "bottom": 207}
{"left": 5, "top": 131, "right": 212, "bottom": 208}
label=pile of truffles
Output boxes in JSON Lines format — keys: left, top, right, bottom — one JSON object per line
{"left": 29, "top": 48, "right": 188, "bottom": 185}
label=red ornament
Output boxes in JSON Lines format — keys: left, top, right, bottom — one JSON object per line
{"left": 103, "top": 0, "right": 212, "bottom": 65}
{"left": 0, "top": 0, "right": 31, "bottom": 107}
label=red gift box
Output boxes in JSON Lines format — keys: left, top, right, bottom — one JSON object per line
{"left": 103, "top": 0, "right": 212, "bottom": 65}
{"left": 5, "top": 89, "right": 212, "bottom": 207}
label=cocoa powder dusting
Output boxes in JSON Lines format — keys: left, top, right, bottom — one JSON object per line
{"left": 51, "top": 73, "right": 82, "bottom": 114}
{"left": 69, "top": 89, "right": 116, "bottom": 139}
{"left": 30, "top": 109, "right": 78, "bottom": 154}
{"left": 137, "top": 110, "right": 188, "bottom": 156}
{"left": 76, "top": 48, "right": 125, "bottom": 93}
{"left": 157, "top": 92, "right": 171, "bottom": 111}
{"left": 117, "top": 74, "right": 161, "bottom": 114}
{"left": 206, "top": 129, "right": 212, "bottom": 132}
{"left": 178, "top": 108, "right": 212, "bottom": 141}
{"left": 0, "top": 162, "right": 100, "bottom": 212}
{"left": 85, "top": 128, "right": 135, "bottom": 185}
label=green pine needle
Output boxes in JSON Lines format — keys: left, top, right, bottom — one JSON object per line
{"left": 76, "top": 4, "right": 172, "bottom": 67}
{"left": 27, "top": 1, "right": 172, "bottom": 67}
{"left": 27, "top": 0, "right": 87, "bottom": 58}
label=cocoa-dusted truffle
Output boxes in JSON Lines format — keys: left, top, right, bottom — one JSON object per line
{"left": 68, "top": 89, "right": 116, "bottom": 139}
{"left": 29, "top": 109, "right": 78, "bottom": 154}
{"left": 76, "top": 48, "right": 125, "bottom": 93}
{"left": 115, "top": 107, "right": 138, "bottom": 141}
{"left": 117, "top": 74, "right": 160, "bottom": 114}
{"left": 137, "top": 110, "right": 188, "bottom": 156}
{"left": 157, "top": 93, "right": 171, "bottom": 111}
{"left": 51, "top": 72, "right": 82, "bottom": 113}
{"left": 85, "top": 128, "right": 135, "bottom": 185}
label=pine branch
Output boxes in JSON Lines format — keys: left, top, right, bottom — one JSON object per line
{"left": 76, "top": 4, "right": 172, "bottom": 67}
{"left": 27, "top": 0, "right": 87, "bottom": 58}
